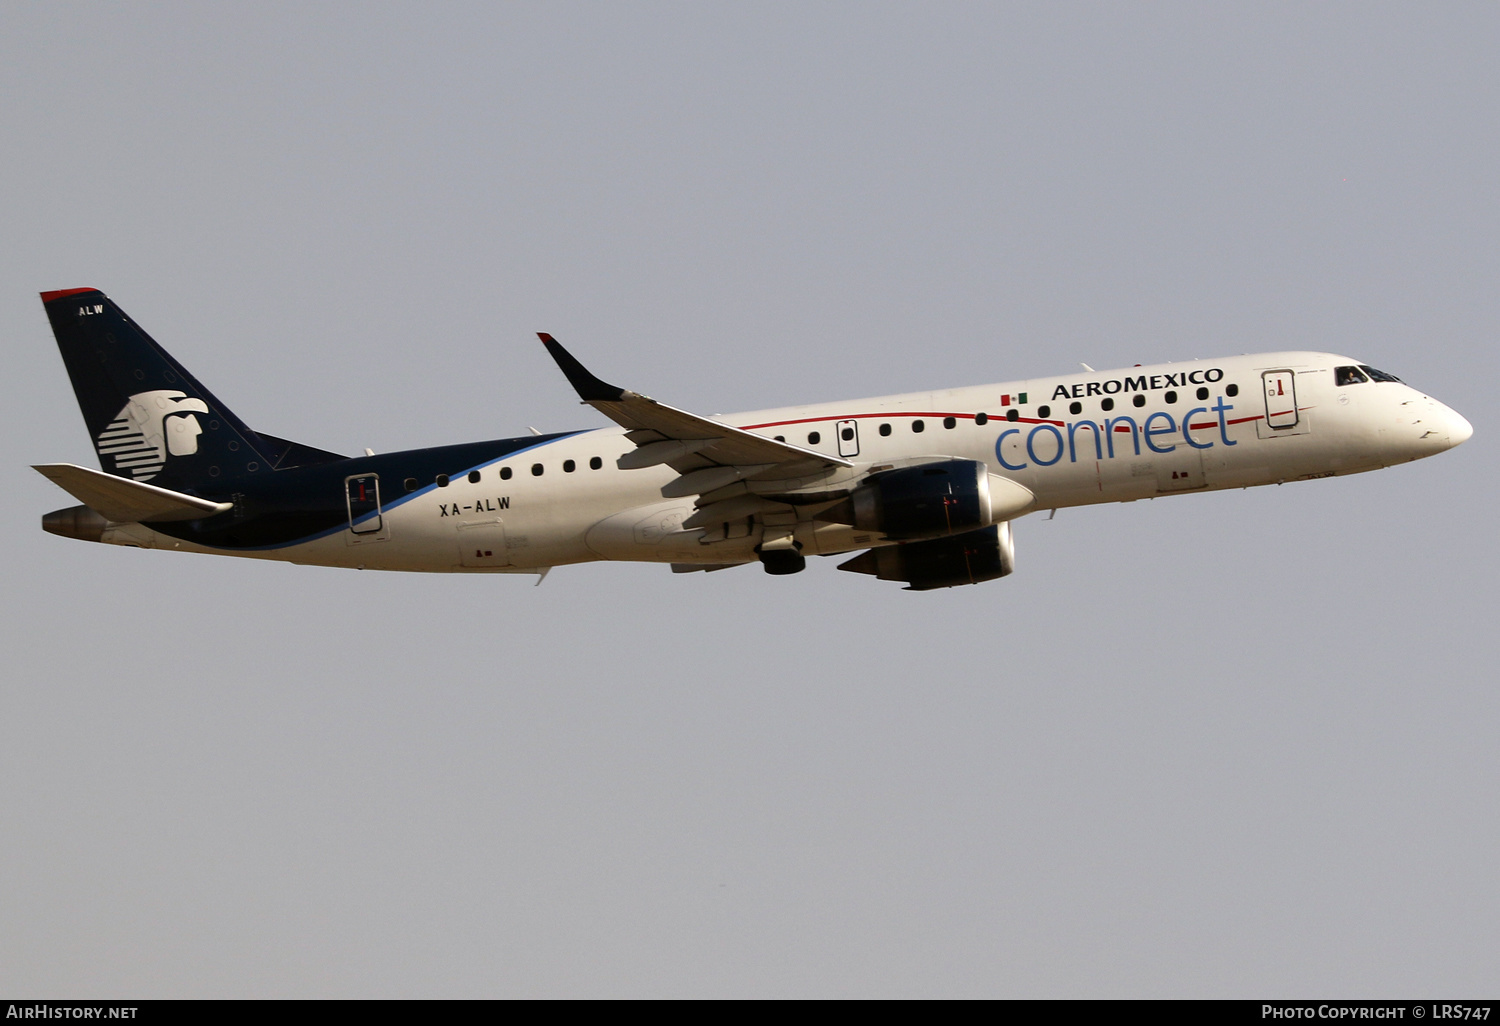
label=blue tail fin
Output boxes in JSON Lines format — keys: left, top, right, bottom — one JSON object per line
{"left": 40, "top": 288, "right": 342, "bottom": 491}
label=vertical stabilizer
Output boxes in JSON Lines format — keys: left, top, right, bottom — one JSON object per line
{"left": 40, "top": 288, "right": 271, "bottom": 491}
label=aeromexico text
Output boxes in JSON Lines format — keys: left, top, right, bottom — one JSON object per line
{"left": 1049, "top": 367, "right": 1224, "bottom": 401}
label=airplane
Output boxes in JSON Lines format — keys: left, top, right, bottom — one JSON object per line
{"left": 33, "top": 288, "right": 1472, "bottom": 590}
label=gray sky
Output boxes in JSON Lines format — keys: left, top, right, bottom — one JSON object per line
{"left": 2, "top": 2, "right": 1496, "bottom": 998}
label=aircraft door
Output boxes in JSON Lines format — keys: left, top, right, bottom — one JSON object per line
{"left": 457, "top": 520, "right": 512, "bottom": 567}
{"left": 1262, "top": 370, "right": 1299, "bottom": 429}
{"left": 836, "top": 419, "right": 859, "bottom": 458}
{"left": 346, "top": 474, "right": 383, "bottom": 534}
{"left": 1155, "top": 451, "right": 1206, "bottom": 492}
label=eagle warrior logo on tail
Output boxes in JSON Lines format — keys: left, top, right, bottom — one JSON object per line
{"left": 94, "top": 390, "right": 210, "bottom": 481}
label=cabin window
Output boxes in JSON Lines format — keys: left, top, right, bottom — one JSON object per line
{"left": 404, "top": 477, "right": 418, "bottom": 492}
{"left": 1006, "top": 409, "right": 1019, "bottom": 422}
{"left": 1361, "top": 365, "right": 1402, "bottom": 383}
{"left": 774, "top": 435, "right": 785, "bottom": 442}
{"left": 841, "top": 427, "right": 855, "bottom": 441}
{"left": 1133, "top": 394, "right": 1146, "bottom": 408}
{"left": 1196, "top": 386, "right": 1210, "bottom": 400}
{"left": 912, "top": 420, "right": 925, "bottom": 433}
{"left": 500, "top": 466, "right": 513, "bottom": 480}
{"left": 1164, "top": 391, "right": 1177, "bottom": 404}
{"left": 1226, "top": 383, "right": 1239, "bottom": 397}
{"left": 1068, "top": 401, "right": 1082, "bottom": 416}
{"left": 943, "top": 416, "right": 956, "bottom": 429}
{"left": 468, "top": 470, "right": 481, "bottom": 483}
{"left": 1101, "top": 398, "right": 1114, "bottom": 411}
{"left": 590, "top": 456, "right": 602, "bottom": 470}
{"left": 531, "top": 463, "right": 544, "bottom": 476}
{"left": 975, "top": 412, "right": 988, "bottom": 425}
{"left": 1336, "top": 366, "right": 1370, "bottom": 385}
{"left": 563, "top": 459, "right": 576, "bottom": 473}
{"left": 879, "top": 423, "right": 892, "bottom": 436}
{"left": 436, "top": 474, "right": 449, "bottom": 487}
{"left": 1037, "top": 406, "right": 1051, "bottom": 419}
{"left": 807, "top": 431, "right": 821, "bottom": 445}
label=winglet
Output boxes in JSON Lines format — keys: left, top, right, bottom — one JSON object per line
{"left": 538, "top": 333, "right": 626, "bottom": 403}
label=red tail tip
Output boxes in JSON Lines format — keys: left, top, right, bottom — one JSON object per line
{"left": 40, "top": 288, "right": 100, "bottom": 303}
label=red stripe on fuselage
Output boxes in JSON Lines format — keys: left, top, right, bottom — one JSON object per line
{"left": 744, "top": 412, "right": 971, "bottom": 429}
{"left": 743, "top": 410, "right": 1273, "bottom": 433}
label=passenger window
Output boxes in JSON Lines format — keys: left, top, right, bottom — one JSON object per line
{"left": 436, "top": 474, "right": 449, "bottom": 487}
{"left": 563, "top": 459, "right": 576, "bottom": 473}
{"left": 1359, "top": 365, "right": 1401, "bottom": 383}
{"left": 879, "top": 423, "right": 892, "bottom": 436}
{"left": 1068, "top": 401, "right": 1082, "bottom": 415}
{"left": 1226, "top": 383, "right": 1239, "bottom": 397}
{"left": 1101, "top": 398, "right": 1114, "bottom": 411}
{"left": 404, "top": 477, "right": 418, "bottom": 492}
{"left": 943, "top": 416, "right": 956, "bottom": 429}
{"left": 975, "top": 412, "right": 988, "bottom": 426}
{"left": 1132, "top": 395, "right": 1146, "bottom": 408}
{"left": 589, "top": 456, "right": 602, "bottom": 470}
{"left": 1335, "top": 366, "right": 1369, "bottom": 386}
{"left": 1196, "top": 386, "right": 1210, "bottom": 401}
{"left": 531, "top": 463, "right": 544, "bottom": 476}
{"left": 1164, "top": 391, "right": 1176, "bottom": 404}
{"left": 807, "top": 431, "right": 821, "bottom": 445}
{"left": 500, "top": 466, "right": 512, "bottom": 480}
{"left": 1006, "top": 409, "right": 1019, "bottom": 422}
{"left": 468, "top": 470, "right": 481, "bottom": 483}
{"left": 1037, "top": 406, "right": 1051, "bottom": 419}
{"left": 912, "top": 420, "right": 925, "bottom": 433}
{"left": 841, "top": 427, "right": 855, "bottom": 441}
{"left": 774, "top": 435, "right": 785, "bottom": 442}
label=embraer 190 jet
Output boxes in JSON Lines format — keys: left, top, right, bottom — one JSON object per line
{"left": 34, "top": 288, "right": 1471, "bottom": 590}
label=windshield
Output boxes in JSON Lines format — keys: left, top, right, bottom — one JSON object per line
{"left": 1360, "top": 365, "right": 1402, "bottom": 383}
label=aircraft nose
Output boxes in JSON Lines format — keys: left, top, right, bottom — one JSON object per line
{"left": 1445, "top": 405, "right": 1473, "bottom": 447}
{"left": 1390, "top": 395, "right": 1470, "bottom": 459}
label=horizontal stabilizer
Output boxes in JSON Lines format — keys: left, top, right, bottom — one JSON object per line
{"left": 33, "top": 463, "right": 232, "bottom": 523}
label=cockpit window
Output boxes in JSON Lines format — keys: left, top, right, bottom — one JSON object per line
{"left": 1360, "top": 365, "right": 1402, "bottom": 383}
{"left": 1335, "top": 365, "right": 1369, "bottom": 386}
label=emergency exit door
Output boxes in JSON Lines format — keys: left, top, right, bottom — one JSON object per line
{"left": 836, "top": 419, "right": 859, "bottom": 457}
{"left": 1262, "top": 370, "right": 1299, "bottom": 429}
{"left": 346, "top": 474, "right": 383, "bottom": 534}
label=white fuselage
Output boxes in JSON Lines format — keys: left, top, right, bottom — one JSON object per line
{"left": 100, "top": 351, "right": 1471, "bottom": 573}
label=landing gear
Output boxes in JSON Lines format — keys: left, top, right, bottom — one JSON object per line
{"left": 757, "top": 531, "right": 805, "bottom": 575}
{"left": 758, "top": 548, "right": 806, "bottom": 575}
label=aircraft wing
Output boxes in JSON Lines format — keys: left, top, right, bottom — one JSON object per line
{"left": 540, "top": 335, "right": 852, "bottom": 501}
{"left": 33, "top": 463, "right": 233, "bottom": 523}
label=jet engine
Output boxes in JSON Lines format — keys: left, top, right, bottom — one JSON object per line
{"left": 825, "top": 459, "right": 993, "bottom": 541}
{"left": 837, "top": 521, "right": 1015, "bottom": 590}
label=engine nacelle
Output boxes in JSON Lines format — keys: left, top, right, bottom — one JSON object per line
{"left": 834, "top": 459, "right": 993, "bottom": 541}
{"left": 837, "top": 521, "right": 1016, "bottom": 590}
